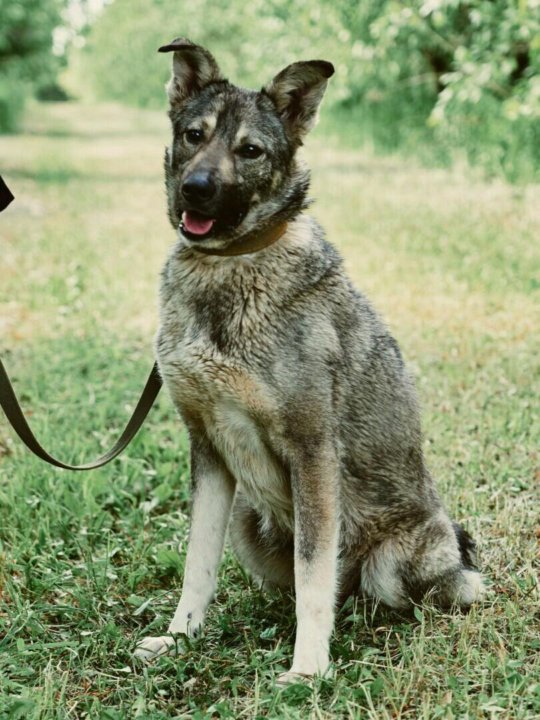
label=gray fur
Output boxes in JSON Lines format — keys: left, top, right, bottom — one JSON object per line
{"left": 135, "top": 41, "right": 484, "bottom": 681}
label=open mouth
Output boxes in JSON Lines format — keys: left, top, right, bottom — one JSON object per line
{"left": 181, "top": 211, "right": 216, "bottom": 240}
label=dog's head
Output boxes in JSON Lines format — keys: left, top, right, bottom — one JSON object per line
{"left": 159, "top": 38, "right": 334, "bottom": 249}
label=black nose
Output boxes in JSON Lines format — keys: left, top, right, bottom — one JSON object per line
{"left": 181, "top": 171, "right": 216, "bottom": 203}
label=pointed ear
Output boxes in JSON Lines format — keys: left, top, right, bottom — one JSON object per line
{"left": 264, "top": 60, "right": 334, "bottom": 141}
{"left": 158, "top": 38, "right": 223, "bottom": 109}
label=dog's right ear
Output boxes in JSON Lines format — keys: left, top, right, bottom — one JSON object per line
{"left": 158, "top": 38, "right": 223, "bottom": 110}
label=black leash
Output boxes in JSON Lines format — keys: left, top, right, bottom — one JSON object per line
{"left": 0, "top": 179, "right": 163, "bottom": 468}
{"left": 0, "top": 214, "right": 289, "bottom": 470}
{"left": 0, "top": 358, "right": 162, "bottom": 470}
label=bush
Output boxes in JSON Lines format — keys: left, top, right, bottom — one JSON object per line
{"left": 0, "top": 71, "right": 28, "bottom": 132}
{"left": 0, "top": 0, "right": 64, "bottom": 132}
{"left": 355, "top": 1, "right": 540, "bottom": 179}
{"left": 75, "top": 0, "right": 347, "bottom": 108}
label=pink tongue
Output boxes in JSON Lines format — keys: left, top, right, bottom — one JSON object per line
{"left": 182, "top": 211, "right": 215, "bottom": 236}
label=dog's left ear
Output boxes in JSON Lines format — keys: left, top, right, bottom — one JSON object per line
{"left": 264, "top": 60, "right": 334, "bottom": 142}
{"left": 158, "top": 37, "right": 223, "bottom": 110}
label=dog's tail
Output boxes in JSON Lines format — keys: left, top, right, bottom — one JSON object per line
{"left": 453, "top": 522, "right": 479, "bottom": 570}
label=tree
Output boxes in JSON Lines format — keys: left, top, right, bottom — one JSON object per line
{"left": 0, "top": 0, "right": 64, "bottom": 131}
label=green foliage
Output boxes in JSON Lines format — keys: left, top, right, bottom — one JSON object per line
{"left": 0, "top": 0, "right": 64, "bottom": 132}
{"left": 77, "top": 0, "right": 348, "bottom": 107}
{"left": 354, "top": 1, "right": 540, "bottom": 180}
{"left": 0, "top": 68, "right": 27, "bottom": 132}
{"left": 77, "top": 0, "right": 539, "bottom": 180}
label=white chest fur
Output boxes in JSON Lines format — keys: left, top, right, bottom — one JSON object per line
{"left": 204, "top": 400, "right": 293, "bottom": 532}
{"left": 158, "top": 334, "right": 294, "bottom": 533}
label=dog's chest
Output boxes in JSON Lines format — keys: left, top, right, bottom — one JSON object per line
{"left": 205, "top": 398, "right": 293, "bottom": 529}
{"left": 157, "top": 294, "right": 293, "bottom": 530}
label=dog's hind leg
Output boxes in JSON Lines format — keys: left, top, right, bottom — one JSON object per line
{"left": 134, "top": 434, "right": 235, "bottom": 662}
{"left": 360, "top": 510, "right": 485, "bottom": 610}
{"left": 229, "top": 495, "right": 295, "bottom": 590}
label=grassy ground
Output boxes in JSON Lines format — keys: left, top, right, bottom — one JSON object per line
{"left": 0, "top": 101, "right": 539, "bottom": 719}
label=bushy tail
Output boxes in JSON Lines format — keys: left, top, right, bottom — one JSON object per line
{"left": 453, "top": 522, "right": 478, "bottom": 570}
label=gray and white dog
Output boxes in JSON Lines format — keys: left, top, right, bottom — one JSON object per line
{"left": 135, "top": 39, "right": 484, "bottom": 683}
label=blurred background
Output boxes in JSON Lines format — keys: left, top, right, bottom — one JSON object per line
{"left": 0, "top": 3, "right": 539, "bottom": 717}
{"left": 1, "top": 0, "right": 539, "bottom": 180}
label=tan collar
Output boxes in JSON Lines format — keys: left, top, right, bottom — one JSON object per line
{"left": 193, "top": 220, "right": 289, "bottom": 257}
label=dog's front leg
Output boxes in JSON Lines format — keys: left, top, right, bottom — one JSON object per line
{"left": 135, "top": 435, "right": 235, "bottom": 661}
{"left": 279, "top": 439, "right": 340, "bottom": 684}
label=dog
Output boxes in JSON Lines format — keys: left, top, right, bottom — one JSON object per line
{"left": 134, "top": 38, "right": 484, "bottom": 684}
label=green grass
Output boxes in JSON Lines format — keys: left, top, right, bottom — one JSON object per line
{"left": 1, "top": 100, "right": 539, "bottom": 719}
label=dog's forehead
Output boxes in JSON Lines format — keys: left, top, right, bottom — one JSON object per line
{"left": 173, "top": 84, "right": 285, "bottom": 143}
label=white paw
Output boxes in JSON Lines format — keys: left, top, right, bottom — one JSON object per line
{"left": 133, "top": 635, "right": 176, "bottom": 662}
{"left": 277, "top": 661, "right": 334, "bottom": 686}
{"left": 458, "top": 570, "right": 486, "bottom": 606}
{"left": 276, "top": 670, "right": 314, "bottom": 686}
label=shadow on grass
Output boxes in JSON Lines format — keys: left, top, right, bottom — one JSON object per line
{"left": 6, "top": 167, "right": 163, "bottom": 184}
{"left": 24, "top": 127, "right": 165, "bottom": 140}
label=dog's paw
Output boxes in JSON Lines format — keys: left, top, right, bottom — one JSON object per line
{"left": 276, "top": 662, "right": 334, "bottom": 686}
{"left": 133, "top": 635, "right": 176, "bottom": 662}
{"left": 457, "top": 569, "right": 486, "bottom": 606}
{"left": 276, "top": 670, "right": 314, "bottom": 686}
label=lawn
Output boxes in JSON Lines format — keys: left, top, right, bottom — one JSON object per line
{"left": 0, "top": 100, "right": 538, "bottom": 719}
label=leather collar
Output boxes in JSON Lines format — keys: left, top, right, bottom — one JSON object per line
{"left": 192, "top": 220, "right": 289, "bottom": 257}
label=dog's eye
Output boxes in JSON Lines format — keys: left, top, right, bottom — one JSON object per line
{"left": 185, "top": 128, "right": 204, "bottom": 145}
{"left": 237, "top": 144, "right": 264, "bottom": 159}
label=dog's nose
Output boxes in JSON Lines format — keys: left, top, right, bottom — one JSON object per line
{"left": 181, "top": 172, "right": 216, "bottom": 203}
